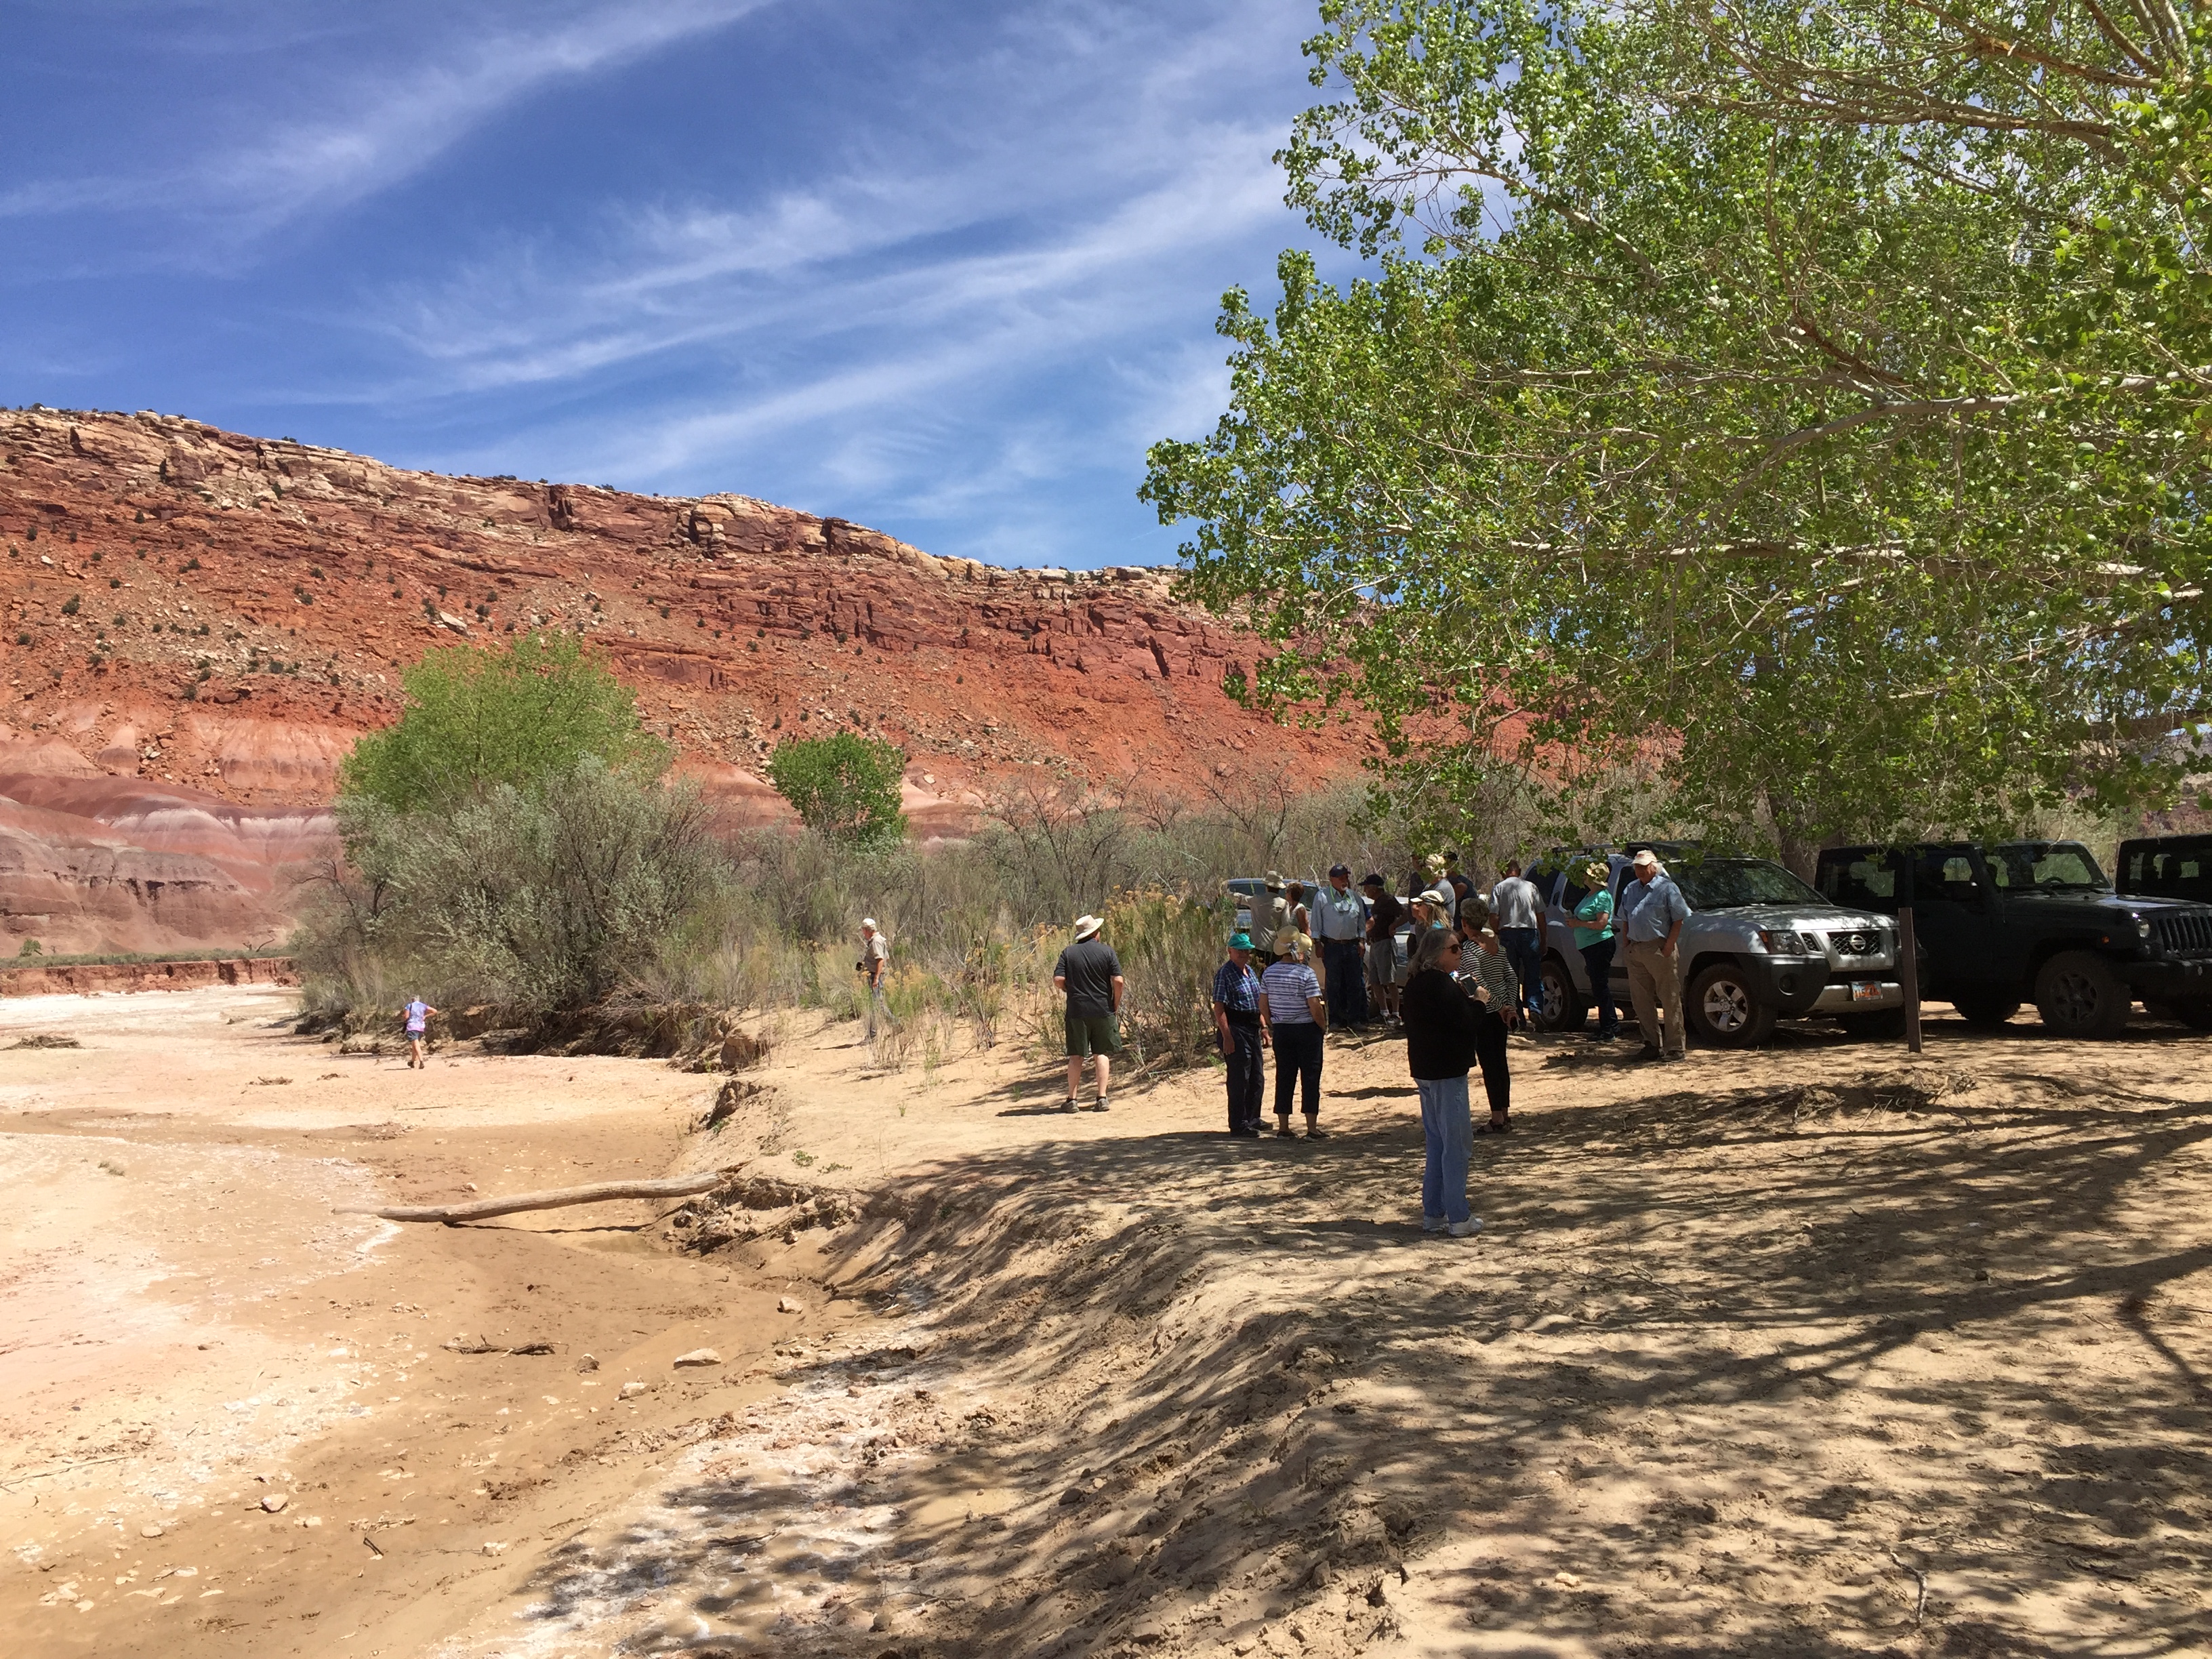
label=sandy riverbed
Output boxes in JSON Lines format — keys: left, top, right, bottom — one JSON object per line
{"left": 3, "top": 989, "right": 2209, "bottom": 1657}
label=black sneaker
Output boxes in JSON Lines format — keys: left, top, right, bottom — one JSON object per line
{"left": 1229, "top": 1125, "right": 1262, "bottom": 1139}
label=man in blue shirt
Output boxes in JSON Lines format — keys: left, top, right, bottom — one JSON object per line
{"left": 1211, "top": 932, "right": 1269, "bottom": 1137}
{"left": 1309, "top": 863, "right": 1370, "bottom": 1029}
{"left": 1618, "top": 850, "right": 1691, "bottom": 1059}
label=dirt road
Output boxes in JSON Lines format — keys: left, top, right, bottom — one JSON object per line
{"left": 4, "top": 989, "right": 2210, "bottom": 1657}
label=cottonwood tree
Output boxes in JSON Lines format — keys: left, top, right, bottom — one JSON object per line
{"left": 1143, "top": 0, "right": 2212, "bottom": 868}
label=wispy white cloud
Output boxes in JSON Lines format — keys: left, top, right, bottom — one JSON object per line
{"left": 367, "top": 0, "right": 1311, "bottom": 528}
{"left": 1, "top": 0, "right": 1333, "bottom": 569}
{"left": 3, "top": 0, "right": 773, "bottom": 246}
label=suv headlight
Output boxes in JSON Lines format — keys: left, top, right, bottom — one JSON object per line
{"left": 2135, "top": 916, "right": 2153, "bottom": 941}
{"left": 1759, "top": 928, "right": 1808, "bottom": 954}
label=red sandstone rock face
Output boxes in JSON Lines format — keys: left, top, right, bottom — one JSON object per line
{"left": 0, "top": 954, "right": 297, "bottom": 998}
{"left": 0, "top": 409, "right": 1374, "bottom": 951}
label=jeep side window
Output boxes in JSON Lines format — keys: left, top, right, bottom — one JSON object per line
{"left": 1822, "top": 857, "right": 1894, "bottom": 908}
{"left": 1915, "top": 851, "right": 1983, "bottom": 903}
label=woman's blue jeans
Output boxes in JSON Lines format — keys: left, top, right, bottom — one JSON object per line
{"left": 1416, "top": 1073, "right": 1473, "bottom": 1224}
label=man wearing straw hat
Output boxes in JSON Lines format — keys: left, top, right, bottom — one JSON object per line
{"left": 1250, "top": 872, "right": 1291, "bottom": 959}
{"left": 1052, "top": 914, "right": 1124, "bottom": 1113}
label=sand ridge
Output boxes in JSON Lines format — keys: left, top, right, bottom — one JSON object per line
{"left": 2, "top": 989, "right": 2209, "bottom": 1656}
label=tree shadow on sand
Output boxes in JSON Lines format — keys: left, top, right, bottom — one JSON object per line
{"left": 506, "top": 1050, "right": 2212, "bottom": 1657}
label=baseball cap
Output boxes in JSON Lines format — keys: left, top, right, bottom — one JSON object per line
{"left": 1228, "top": 931, "right": 1254, "bottom": 950}
{"left": 1329, "top": 863, "right": 1351, "bottom": 878}
{"left": 861, "top": 917, "right": 878, "bottom": 928}
{"left": 1632, "top": 850, "right": 1659, "bottom": 868}
{"left": 1358, "top": 872, "right": 1385, "bottom": 888}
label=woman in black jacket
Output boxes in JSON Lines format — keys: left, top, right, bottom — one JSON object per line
{"left": 1399, "top": 926, "right": 1483, "bottom": 1238}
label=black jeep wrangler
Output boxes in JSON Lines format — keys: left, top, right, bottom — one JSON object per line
{"left": 1814, "top": 840, "right": 2212, "bottom": 1038}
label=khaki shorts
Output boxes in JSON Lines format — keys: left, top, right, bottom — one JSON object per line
{"left": 1065, "top": 1011, "right": 1122, "bottom": 1057}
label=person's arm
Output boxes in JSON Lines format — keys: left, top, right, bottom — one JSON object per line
{"left": 1109, "top": 974, "right": 1124, "bottom": 1013}
{"left": 1663, "top": 885, "right": 1687, "bottom": 951}
{"left": 1306, "top": 990, "right": 1328, "bottom": 1028}
{"left": 1052, "top": 954, "right": 1067, "bottom": 995}
{"left": 1213, "top": 996, "right": 1232, "bottom": 1053}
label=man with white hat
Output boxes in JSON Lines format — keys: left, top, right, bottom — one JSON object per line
{"left": 1617, "top": 851, "right": 1691, "bottom": 1060}
{"left": 1052, "top": 914, "right": 1124, "bottom": 1112}
{"left": 859, "top": 918, "right": 890, "bottom": 1039}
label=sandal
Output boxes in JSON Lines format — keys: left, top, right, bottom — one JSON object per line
{"left": 1475, "top": 1118, "right": 1513, "bottom": 1134}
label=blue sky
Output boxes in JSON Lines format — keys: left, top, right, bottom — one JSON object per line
{"left": 0, "top": 1, "right": 1342, "bottom": 570}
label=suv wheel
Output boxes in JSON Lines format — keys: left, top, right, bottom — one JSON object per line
{"left": 1950, "top": 992, "right": 2021, "bottom": 1028}
{"left": 2034, "top": 951, "right": 2131, "bottom": 1040}
{"left": 1687, "top": 962, "right": 1777, "bottom": 1047}
{"left": 2174, "top": 1001, "right": 2212, "bottom": 1031}
{"left": 1536, "top": 956, "right": 1586, "bottom": 1033}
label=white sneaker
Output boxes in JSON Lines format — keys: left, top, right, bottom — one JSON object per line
{"left": 1421, "top": 1214, "right": 1446, "bottom": 1233}
{"left": 1447, "top": 1216, "right": 1483, "bottom": 1237}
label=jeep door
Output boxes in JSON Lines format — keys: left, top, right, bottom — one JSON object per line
{"left": 1907, "top": 845, "right": 2000, "bottom": 996}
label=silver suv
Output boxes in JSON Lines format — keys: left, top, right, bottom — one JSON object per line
{"left": 1530, "top": 845, "right": 1905, "bottom": 1046}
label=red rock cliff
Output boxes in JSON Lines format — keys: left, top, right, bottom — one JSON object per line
{"left": 0, "top": 409, "right": 1372, "bottom": 952}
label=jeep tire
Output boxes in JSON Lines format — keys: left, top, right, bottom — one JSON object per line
{"left": 1687, "top": 961, "right": 1777, "bottom": 1047}
{"left": 1949, "top": 991, "right": 2022, "bottom": 1028}
{"left": 2174, "top": 1000, "right": 2212, "bottom": 1031}
{"left": 2034, "top": 951, "right": 2132, "bottom": 1040}
{"left": 1536, "top": 955, "right": 1587, "bottom": 1033}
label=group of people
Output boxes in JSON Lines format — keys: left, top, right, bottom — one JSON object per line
{"left": 848, "top": 844, "right": 1694, "bottom": 1240}
{"left": 1040, "top": 844, "right": 1697, "bottom": 1240}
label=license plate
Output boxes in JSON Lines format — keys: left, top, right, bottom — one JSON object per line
{"left": 1850, "top": 981, "right": 1885, "bottom": 1003}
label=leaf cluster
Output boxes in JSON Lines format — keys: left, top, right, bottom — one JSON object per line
{"left": 338, "top": 631, "right": 670, "bottom": 813}
{"left": 1144, "top": 0, "right": 2212, "bottom": 859}
{"left": 765, "top": 731, "right": 910, "bottom": 848}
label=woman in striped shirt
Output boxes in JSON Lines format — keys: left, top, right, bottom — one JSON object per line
{"left": 1456, "top": 901, "right": 1517, "bottom": 1133}
{"left": 1261, "top": 936, "right": 1330, "bottom": 1139}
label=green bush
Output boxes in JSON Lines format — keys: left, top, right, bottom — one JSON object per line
{"left": 765, "top": 731, "right": 908, "bottom": 848}
{"left": 300, "top": 760, "right": 726, "bottom": 1015}
{"left": 340, "top": 630, "right": 668, "bottom": 812}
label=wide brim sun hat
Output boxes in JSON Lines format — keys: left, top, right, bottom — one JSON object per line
{"left": 1073, "top": 914, "right": 1104, "bottom": 940}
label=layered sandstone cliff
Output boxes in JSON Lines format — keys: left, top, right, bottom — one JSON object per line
{"left": 0, "top": 409, "right": 1371, "bottom": 953}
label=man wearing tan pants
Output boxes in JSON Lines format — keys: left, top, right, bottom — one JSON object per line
{"left": 1618, "top": 850, "right": 1690, "bottom": 1060}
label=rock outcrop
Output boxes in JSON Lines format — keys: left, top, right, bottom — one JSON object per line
{"left": 0, "top": 409, "right": 1375, "bottom": 954}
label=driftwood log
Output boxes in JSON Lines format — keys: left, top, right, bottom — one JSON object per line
{"left": 336, "top": 1166, "right": 739, "bottom": 1224}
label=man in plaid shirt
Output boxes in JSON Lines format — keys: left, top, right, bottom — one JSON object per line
{"left": 1211, "top": 931, "right": 1268, "bottom": 1138}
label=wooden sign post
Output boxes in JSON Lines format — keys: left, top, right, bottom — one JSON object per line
{"left": 1898, "top": 848, "right": 1923, "bottom": 1054}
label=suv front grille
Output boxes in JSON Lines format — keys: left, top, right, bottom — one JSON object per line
{"left": 2154, "top": 914, "right": 2212, "bottom": 958}
{"left": 1830, "top": 928, "right": 1885, "bottom": 958}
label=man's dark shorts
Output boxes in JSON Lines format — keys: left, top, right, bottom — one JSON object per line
{"left": 1065, "top": 1010, "right": 1122, "bottom": 1057}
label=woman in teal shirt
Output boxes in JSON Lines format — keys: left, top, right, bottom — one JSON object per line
{"left": 1571, "top": 861, "right": 1620, "bottom": 1040}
